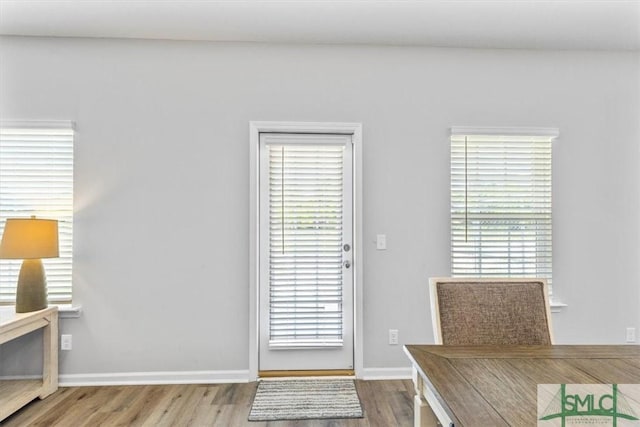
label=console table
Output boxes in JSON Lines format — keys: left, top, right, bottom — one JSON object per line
{"left": 0, "top": 306, "right": 58, "bottom": 421}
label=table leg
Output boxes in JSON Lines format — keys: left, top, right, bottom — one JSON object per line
{"left": 413, "top": 368, "right": 440, "bottom": 427}
{"left": 40, "top": 311, "right": 58, "bottom": 398}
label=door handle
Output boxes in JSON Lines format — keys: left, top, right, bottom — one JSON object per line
{"left": 343, "top": 260, "right": 351, "bottom": 269}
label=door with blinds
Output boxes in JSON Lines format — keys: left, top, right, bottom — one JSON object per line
{"left": 258, "top": 132, "right": 354, "bottom": 372}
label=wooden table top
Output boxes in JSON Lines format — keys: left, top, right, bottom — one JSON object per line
{"left": 404, "top": 345, "right": 640, "bottom": 426}
{"left": 0, "top": 306, "right": 57, "bottom": 330}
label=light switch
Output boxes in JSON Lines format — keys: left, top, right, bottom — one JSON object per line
{"left": 376, "top": 234, "right": 386, "bottom": 250}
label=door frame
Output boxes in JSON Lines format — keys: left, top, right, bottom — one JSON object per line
{"left": 249, "top": 121, "right": 363, "bottom": 380}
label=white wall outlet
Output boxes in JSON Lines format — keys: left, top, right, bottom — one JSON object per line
{"left": 389, "top": 329, "right": 398, "bottom": 345}
{"left": 626, "top": 327, "right": 636, "bottom": 343}
{"left": 376, "top": 234, "right": 387, "bottom": 250}
{"left": 61, "top": 334, "right": 72, "bottom": 350}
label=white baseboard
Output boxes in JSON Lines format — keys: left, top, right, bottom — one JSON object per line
{"left": 0, "top": 375, "right": 41, "bottom": 380}
{"left": 58, "top": 370, "right": 250, "bottom": 387}
{"left": 361, "top": 367, "right": 412, "bottom": 380}
{"left": 4, "top": 368, "right": 409, "bottom": 386}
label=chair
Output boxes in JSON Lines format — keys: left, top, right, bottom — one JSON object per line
{"left": 429, "top": 277, "right": 554, "bottom": 345}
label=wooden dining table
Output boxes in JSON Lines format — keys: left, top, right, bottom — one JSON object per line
{"left": 404, "top": 344, "right": 640, "bottom": 427}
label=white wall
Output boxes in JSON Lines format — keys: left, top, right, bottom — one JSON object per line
{"left": 0, "top": 36, "right": 638, "bottom": 379}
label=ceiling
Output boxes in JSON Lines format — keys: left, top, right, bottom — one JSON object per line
{"left": 0, "top": 0, "right": 639, "bottom": 51}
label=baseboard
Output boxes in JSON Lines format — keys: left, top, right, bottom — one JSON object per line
{"left": 0, "top": 374, "right": 42, "bottom": 380}
{"left": 58, "top": 370, "right": 250, "bottom": 386}
{"left": 360, "top": 367, "right": 412, "bottom": 380}
{"left": 4, "top": 368, "right": 409, "bottom": 386}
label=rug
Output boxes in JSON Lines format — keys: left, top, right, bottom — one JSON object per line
{"left": 248, "top": 378, "right": 364, "bottom": 421}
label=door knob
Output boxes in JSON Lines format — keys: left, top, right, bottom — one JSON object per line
{"left": 343, "top": 260, "right": 351, "bottom": 269}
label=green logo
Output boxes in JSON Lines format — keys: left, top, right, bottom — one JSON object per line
{"left": 538, "top": 384, "right": 640, "bottom": 426}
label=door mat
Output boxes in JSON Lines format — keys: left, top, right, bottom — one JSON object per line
{"left": 248, "top": 378, "right": 364, "bottom": 421}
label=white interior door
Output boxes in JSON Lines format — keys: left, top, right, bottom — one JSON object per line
{"left": 258, "top": 132, "right": 354, "bottom": 372}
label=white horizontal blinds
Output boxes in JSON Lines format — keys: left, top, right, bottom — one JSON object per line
{"left": 267, "top": 141, "right": 345, "bottom": 347}
{"left": 0, "top": 124, "right": 74, "bottom": 304}
{"left": 451, "top": 131, "right": 554, "bottom": 283}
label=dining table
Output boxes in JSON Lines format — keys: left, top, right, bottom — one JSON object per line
{"left": 404, "top": 344, "right": 640, "bottom": 427}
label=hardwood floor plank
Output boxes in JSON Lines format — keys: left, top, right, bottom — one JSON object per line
{"left": 1, "top": 380, "right": 413, "bottom": 427}
{"left": 385, "top": 381, "right": 414, "bottom": 426}
{"left": 145, "top": 384, "right": 198, "bottom": 427}
{"left": 0, "top": 386, "right": 74, "bottom": 426}
{"left": 30, "top": 387, "right": 109, "bottom": 427}
{"left": 183, "top": 386, "right": 222, "bottom": 427}
{"left": 108, "top": 385, "right": 172, "bottom": 427}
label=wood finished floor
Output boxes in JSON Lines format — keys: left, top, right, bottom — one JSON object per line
{"left": 1, "top": 380, "right": 414, "bottom": 427}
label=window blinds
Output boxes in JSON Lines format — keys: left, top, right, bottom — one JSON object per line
{"left": 0, "top": 123, "right": 74, "bottom": 304}
{"left": 450, "top": 129, "right": 557, "bottom": 283}
{"left": 267, "top": 143, "right": 345, "bottom": 347}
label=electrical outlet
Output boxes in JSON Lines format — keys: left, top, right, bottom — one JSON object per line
{"left": 61, "top": 334, "right": 72, "bottom": 350}
{"left": 376, "top": 234, "right": 387, "bottom": 250}
{"left": 626, "top": 327, "right": 636, "bottom": 343}
{"left": 389, "top": 329, "right": 398, "bottom": 345}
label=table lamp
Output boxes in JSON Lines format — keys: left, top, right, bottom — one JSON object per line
{"left": 0, "top": 217, "right": 59, "bottom": 313}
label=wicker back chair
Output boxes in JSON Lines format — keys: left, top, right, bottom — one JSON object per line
{"left": 429, "top": 277, "right": 553, "bottom": 345}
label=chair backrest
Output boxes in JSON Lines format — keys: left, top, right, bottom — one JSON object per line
{"left": 429, "top": 277, "right": 554, "bottom": 345}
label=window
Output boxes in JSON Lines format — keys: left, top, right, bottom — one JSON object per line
{"left": 450, "top": 127, "right": 558, "bottom": 287}
{"left": 0, "top": 121, "right": 74, "bottom": 304}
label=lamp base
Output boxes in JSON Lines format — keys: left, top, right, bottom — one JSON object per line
{"left": 15, "top": 259, "right": 48, "bottom": 313}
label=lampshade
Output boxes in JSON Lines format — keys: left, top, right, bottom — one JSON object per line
{"left": 0, "top": 217, "right": 59, "bottom": 259}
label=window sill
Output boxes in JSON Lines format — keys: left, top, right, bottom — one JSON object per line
{"left": 550, "top": 301, "right": 567, "bottom": 313}
{"left": 56, "top": 304, "right": 82, "bottom": 319}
